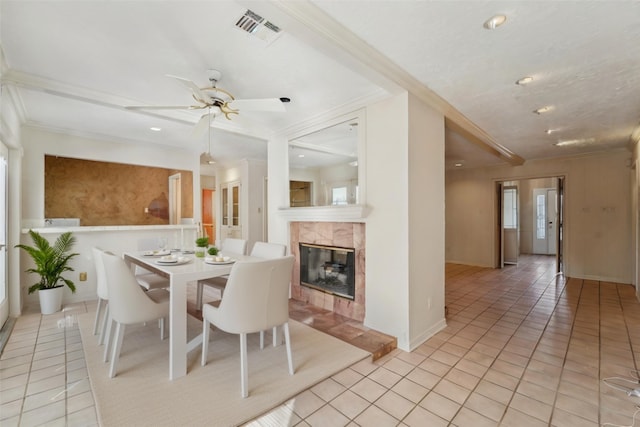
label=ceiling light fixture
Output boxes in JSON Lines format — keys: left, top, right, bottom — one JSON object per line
{"left": 533, "top": 106, "right": 554, "bottom": 115}
{"left": 545, "top": 129, "right": 558, "bottom": 135}
{"left": 150, "top": 127, "right": 162, "bottom": 132}
{"left": 483, "top": 14, "right": 507, "bottom": 30}
{"left": 201, "top": 108, "right": 216, "bottom": 165}
{"left": 516, "top": 76, "right": 534, "bottom": 85}
{"left": 554, "top": 138, "right": 595, "bottom": 147}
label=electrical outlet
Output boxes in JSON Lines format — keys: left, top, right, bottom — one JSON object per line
{"left": 79, "top": 272, "right": 87, "bottom": 281}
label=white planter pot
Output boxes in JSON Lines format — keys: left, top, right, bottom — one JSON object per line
{"left": 39, "top": 286, "right": 64, "bottom": 314}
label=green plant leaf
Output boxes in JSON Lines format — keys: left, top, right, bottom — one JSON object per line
{"left": 16, "top": 230, "right": 79, "bottom": 294}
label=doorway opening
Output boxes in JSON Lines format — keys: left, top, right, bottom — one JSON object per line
{"left": 496, "top": 176, "right": 564, "bottom": 274}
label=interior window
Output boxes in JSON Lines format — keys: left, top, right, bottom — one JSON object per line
{"left": 331, "top": 187, "right": 348, "bottom": 205}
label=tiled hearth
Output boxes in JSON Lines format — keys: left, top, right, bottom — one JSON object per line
{"left": 290, "top": 222, "right": 366, "bottom": 322}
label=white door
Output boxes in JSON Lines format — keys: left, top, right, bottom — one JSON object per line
{"left": 0, "top": 144, "right": 8, "bottom": 329}
{"left": 503, "top": 186, "right": 518, "bottom": 264}
{"left": 168, "top": 173, "right": 182, "bottom": 225}
{"left": 547, "top": 189, "right": 557, "bottom": 254}
{"left": 533, "top": 188, "right": 557, "bottom": 255}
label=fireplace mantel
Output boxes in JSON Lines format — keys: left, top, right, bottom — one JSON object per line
{"left": 278, "top": 205, "right": 370, "bottom": 222}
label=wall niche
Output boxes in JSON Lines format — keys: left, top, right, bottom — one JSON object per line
{"left": 45, "top": 156, "right": 193, "bottom": 226}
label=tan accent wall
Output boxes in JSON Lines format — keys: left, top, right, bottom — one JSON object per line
{"left": 45, "top": 156, "right": 193, "bottom": 226}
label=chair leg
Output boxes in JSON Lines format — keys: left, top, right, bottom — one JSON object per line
{"left": 283, "top": 322, "right": 294, "bottom": 375}
{"left": 272, "top": 326, "right": 278, "bottom": 347}
{"left": 196, "top": 282, "right": 204, "bottom": 309}
{"left": 240, "top": 333, "right": 248, "bottom": 398}
{"left": 98, "top": 303, "right": 109, "bottom": 345}
{"left": 259, "top": 330, "right": 264, "bottom": 349}
{"left": 103, "top": 312, "right": 113, "bottom": 363}
{"left": 159, "top": 318, "right": 165, "bottom": 340}
{"left": 109, "top": 322, "right": 126, "bottom": 378}
{"left": 93, "top": 298, "right": 104, "bottom": 335}
{"left": 201, "top": 319, "right": 210, "bottom": 366}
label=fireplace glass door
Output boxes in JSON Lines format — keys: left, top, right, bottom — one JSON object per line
{"left": 299, "top": 243, "right": 355, "bottom": 300}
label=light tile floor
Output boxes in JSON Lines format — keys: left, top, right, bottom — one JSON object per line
{"left": 2, "top": 255, "right": 640, "bottom": 426}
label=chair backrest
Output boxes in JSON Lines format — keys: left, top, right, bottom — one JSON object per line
{"left": 101, "top": 251, "right": 165, "bottom": 325}
{"left": 92, "top": 247, "right": 109, "bottom": 300}
{"left": 250, "top": 242, "right": 286, "bottom": 259}
{"left": 214, "top": 256, "right": 295, "bottom": 334}
{"left": 221, "top": 238, "right": 247, "bottom": 255}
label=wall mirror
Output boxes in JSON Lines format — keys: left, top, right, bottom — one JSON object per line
{"left": 288, "top": 112, "right": 363, "bottom": 207}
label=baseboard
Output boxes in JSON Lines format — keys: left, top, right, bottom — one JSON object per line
{"left": 407, "top": 317, "right": 447, "bottom": 352}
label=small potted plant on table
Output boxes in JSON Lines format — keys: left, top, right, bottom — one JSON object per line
{"left": 16, "top": 230, "right": 79, "bottom": 314}
{"left": 195, "top": 236, "right": 209, "bottom": 258}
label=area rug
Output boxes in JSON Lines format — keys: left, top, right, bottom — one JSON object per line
{"left": 78, "top": 312, "right": 369, "bottom": 427}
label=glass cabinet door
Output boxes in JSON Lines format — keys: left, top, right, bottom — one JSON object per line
{"left": 221, "top": 186, "right": 229, "bottom": 226}
{"left": 232, "top": 183, "right": 239, "bottom": 226}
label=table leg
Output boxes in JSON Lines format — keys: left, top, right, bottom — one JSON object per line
{"left": 169, "top": 277, "right": 187, "bottom": 380}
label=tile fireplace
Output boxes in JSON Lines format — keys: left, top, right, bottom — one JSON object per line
{"left": 290, "top": 221, "right": 365, "bottom": 322}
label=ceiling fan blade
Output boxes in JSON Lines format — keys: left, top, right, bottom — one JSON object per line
{"left": 228, "top": 98, "right": 286, "bottom": 112}
{"left": 125, "top": 105, "right": 200, "bottom": 110}
{"left": 166, "top": 74, "right": 212, "bottom": 104}
{"left": 192, "top": 111, "right": 216, "bottom": 139}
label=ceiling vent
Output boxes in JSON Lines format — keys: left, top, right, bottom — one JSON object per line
{"left": 235, "top": 9, "right": 282, "bottom": 44}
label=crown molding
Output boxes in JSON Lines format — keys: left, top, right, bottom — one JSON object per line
{"left": 252, "top": 0, "right": 525, "bottom": 166}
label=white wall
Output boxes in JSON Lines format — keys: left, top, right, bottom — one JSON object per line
{"left": 245, "top": 159, "right": 267, "bottom": 251}
{"left": 1, "top": 86, "right": 24, "bottom": 317}
{"left": 364, "top": 92, "right": 446, "bottom": 351}
{"left": 407, "top": 93, "right": 446, "bottom": 348}
{"left": 20, "top": 126, "right": 201, "bottom": 228}
{"left": 266, "top": 135, "right": 291, "bottom": 247}
{"left": 446, "top": 150, "right": 633, "bottom": 284}
{"left": 16, "top": 126, "right": 202, "bottom": 312}
{"left": 364, "top": 93, "right": 410, "bottom": 347}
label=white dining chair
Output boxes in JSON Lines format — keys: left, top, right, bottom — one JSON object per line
{"left": 201, "top": 256, "right": 295, "bottom": 398}
{"left": 195, "top": 238, "right": 247, "bottom": 308}
{"left": 135, "top": 237, "right": 171, "bottom": 291}
{"left": 101, "top": 251, "right": 170, "bottom": 378}
{"left": 91, "top": 247, "right": 110, "bottom": 344}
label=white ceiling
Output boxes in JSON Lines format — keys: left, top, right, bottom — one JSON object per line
{"left": 2, "top": 1, "right": 639, "bottom": 170}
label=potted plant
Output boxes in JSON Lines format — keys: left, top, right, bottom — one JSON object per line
{"left": 207, "top": 246, "right": 218, "bottom": 256}
{"left": 15, "top": 230, "right": 79, "bottom": 314}
{"left": 195, "top": 236, "right": 209, "bottom": 258}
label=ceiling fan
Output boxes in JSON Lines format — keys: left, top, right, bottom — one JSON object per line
{"left": 126, "top": 69, "right": 287, "bottom": 134}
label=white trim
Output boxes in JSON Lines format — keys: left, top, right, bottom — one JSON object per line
{"left": 277, "top": 205, "right": 370, "bottom": 222}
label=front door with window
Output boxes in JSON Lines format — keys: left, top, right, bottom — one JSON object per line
{"left": 533, "top": 188, "right": 557, "bottom": 255}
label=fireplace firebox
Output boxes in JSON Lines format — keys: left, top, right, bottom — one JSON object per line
{"left": 299, "top": 243, "right": 355, "bottom": 300}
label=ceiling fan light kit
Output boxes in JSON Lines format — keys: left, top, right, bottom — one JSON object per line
{"left": 125, "top": 70, "right": 286, "bottom": 124}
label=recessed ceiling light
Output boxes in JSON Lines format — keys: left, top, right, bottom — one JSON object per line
{"left": 554, "top": 138, "right": 595, "bottom": 147}
{"left": 516, "top": 76, "right": 534, "bottom": 85}
{"left": 533, "top": 106, "right": 554, "bottom": 115}
{"left": 545, "top": 129, "right": 559, "bottom": 135}
{"left": 150, "top": 127, "right": 162, "bottom": 132}
{"left": 298, "top": 154, "right": 305, "bottom": 158}
{"left": 483, "top": 14, "right": 507, "bottom": 30}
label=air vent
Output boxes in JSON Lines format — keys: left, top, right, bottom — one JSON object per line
{"left": 235, "top": 9, "right": 282, "bottom": 44}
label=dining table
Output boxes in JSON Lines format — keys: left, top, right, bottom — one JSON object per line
{"left": 123, "top": 250, "right": 254, "bottom": 380}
